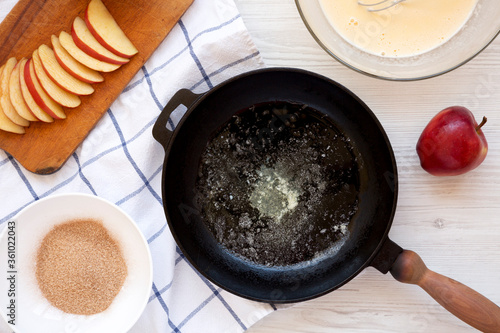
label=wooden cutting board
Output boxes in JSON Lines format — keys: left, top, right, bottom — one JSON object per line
{"left": 0, "top": 0, "right": 193, "bottom": 174}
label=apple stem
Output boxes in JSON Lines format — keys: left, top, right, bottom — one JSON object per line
{"left": 476, "top": 116, "right": 487, "bottom": 132}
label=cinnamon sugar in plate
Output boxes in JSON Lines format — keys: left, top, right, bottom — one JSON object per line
{"left": 35, "top": 218, "right": 128, "bottom": 315}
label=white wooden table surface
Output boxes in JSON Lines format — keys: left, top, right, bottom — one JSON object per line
{"left": 233, "top": 1, "right": 500, "bottom": 332}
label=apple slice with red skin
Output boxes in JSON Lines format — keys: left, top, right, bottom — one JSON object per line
{"left": 85, "top": 0, "right": 138, "bottom": 58}
{"left": 24, "top": 58, "right": 66, "bottom": 120}
{"left": 52, "top": 35, "right": 104, "bottom": 84}
{"left": 416, "top": 106, "right": 488, "bottom": 176}
{"left": 9, "top": 58, "right": 38, "bottom": 122}
{"left": 0, "top": 64, "right": 25, "bottom": 134}
{"left": 1, "top": 57, "right": 30, "bottom": 127}
{"left": 59, "top": 31, "right": 120, "bottom": 73}
{"left": 0, "top": 103, "right": 25, "bottom": 134}
{"left": 38, "top": 44, "right": 94, "bottom": 96}
{"left": 72, "top": 16, "right": 129, "bottom": 65}
{"left": 19, "top": 59, "right": 54, "bottom": 123}
{"left": 32, "top": 48, "right": 81, "bottom": 108}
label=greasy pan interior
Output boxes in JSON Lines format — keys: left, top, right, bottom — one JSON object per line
{"left": 161, "top": 68, "right": 398, "bottom": 302}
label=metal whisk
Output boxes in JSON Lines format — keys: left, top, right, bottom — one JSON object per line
{"left": 358, "top": 0, "right": 406, "bottom": 12}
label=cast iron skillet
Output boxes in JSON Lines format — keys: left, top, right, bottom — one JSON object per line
{"left": 153, "top": 68, "right": 500, "bottom": 332}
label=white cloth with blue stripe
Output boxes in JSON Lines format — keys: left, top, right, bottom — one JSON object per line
{"left": 0, "top": 0, "right": 276, "bottom": 332}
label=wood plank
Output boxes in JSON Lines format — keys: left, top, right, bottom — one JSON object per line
{"left": 0, "top": 0, "right": 193, "bottom": 174}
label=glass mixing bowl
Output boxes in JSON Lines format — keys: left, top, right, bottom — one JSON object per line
{"left": 296, "top": 0, "right": 500, "bottom": 80}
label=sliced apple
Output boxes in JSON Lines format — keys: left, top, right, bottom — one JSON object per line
{"left": 9, "top": 58, "right": 38, "bottom": 122}
{"left": 0, "top": 104, "right": 25, "bottom": 134}
{"left": 0, "top": 64, "right": 25, "bottom": 134}
{"left": 51, "top": 35, "right": 104, "bottom": 84}
{"left": 72, "top": 17, "right": 129, "bottom": 65}
{"left": 38, "top": 44, "right": 94, "bottom": 96}
{"left": 85, "top": 0, "right": 138, "bottom": 58}
{"left": 59, "top": 31, "right": 120, "bottom": 73}
{"left": 25, "top": 58, "right": 66, "bottom": 120}
{"left": 1, "top": 57, "right": 30, "bottom": 127}
{"left": 19, "top": 59, "right": 54, "bottom": 123}
{"left": 32, "top": 48, "right": 81, "bottom": 108}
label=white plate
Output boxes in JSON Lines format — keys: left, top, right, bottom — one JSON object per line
{"left": 0, "top": 193, "right": 153, "bottom": 333}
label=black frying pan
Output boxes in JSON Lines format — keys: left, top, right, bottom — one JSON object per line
{"left": 153, "top": 68, "right": 500, "bottom": 332}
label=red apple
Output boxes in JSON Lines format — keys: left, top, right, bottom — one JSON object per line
{"left": 24, "top": 58, "right": 66, "bottom": 120}
{"left": 416, "top": 106, "right": 488, "bottom": 176}
{"left": 58, "top": 31, "right": 120, "bottom": 73}
{"left": 32, "top": 48, "right": 81, "bottom": 108}
{"left": 0, "top": 63, "right": 26, "bottom": 134}
{"left": 38, "top": 44, "right": 95, "bottom": 96}
{"left": 9, "top": 58, "right": 38, "bottom": 122}
{"left": 85, "top": 0, "right": 138, "bottom": 58}
{"left": 1, "top": 57, "right": 31, "bottom": 127}
{"left": 71, "top": 16, "right": 129, "bottom": 65}
{"left": 19, "top": 59, "right": 54, "bottom": 123}
{"left": 51, "top": 34, "right": 104, "bottom": 83}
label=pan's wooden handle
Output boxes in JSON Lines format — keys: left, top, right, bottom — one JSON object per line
{"left": 391, "top": 250, "right": 500, "bottom": 333}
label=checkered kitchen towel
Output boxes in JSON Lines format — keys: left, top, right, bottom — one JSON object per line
{"left": 0, "top": 0, "right": 277, "bottom": 332}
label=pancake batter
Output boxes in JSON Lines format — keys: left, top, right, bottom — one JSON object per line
{"left": 319, "top": 0, "right": 478, "bottom": 57}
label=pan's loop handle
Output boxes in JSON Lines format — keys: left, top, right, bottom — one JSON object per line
{"left": 391, "top": 250, "right": 500, "bottom": 333}
{"left": 152, "top": 89, "right": 202, "bottom": 149}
